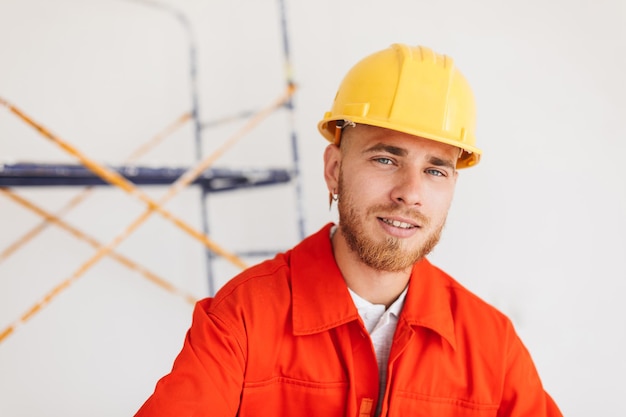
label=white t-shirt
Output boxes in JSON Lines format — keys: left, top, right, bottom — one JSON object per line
{"left": 348, "top": 286, "right": 408, "bottom": 416}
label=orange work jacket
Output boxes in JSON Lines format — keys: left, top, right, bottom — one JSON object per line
{"left": 136, "top": 223, "right": 562, "bottom": 417}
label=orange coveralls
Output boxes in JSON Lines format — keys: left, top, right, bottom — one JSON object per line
{"left": 136, "top": 223, "right": 562, "bottom": 416}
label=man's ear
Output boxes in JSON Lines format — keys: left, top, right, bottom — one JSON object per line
{"left": 323, "top": 144, "right": 341, "bottom": 192}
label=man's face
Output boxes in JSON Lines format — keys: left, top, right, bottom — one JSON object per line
{"left": 325, "top": 124, "right": 459, "bottom": 272}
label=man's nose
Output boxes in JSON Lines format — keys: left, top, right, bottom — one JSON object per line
{"left": 390, "top": 168, "right": 423, "bottom": 206}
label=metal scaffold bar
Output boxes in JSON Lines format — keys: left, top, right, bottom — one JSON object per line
{"left": 277, "top": 0, "right": 306, "bottom": 240}
{"left": 0, "top": 163, "right": 292, "bottom": 189}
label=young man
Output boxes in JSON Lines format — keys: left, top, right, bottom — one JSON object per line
{"left": 136, "top": 43, "right": 562, "bottom": 416}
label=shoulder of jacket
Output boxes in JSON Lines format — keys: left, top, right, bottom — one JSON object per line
{"left": 209, "top": 251, "right": 293, "bottom": 310}
{"left": 429, "top": 262, "right": 515, "bottom": 332}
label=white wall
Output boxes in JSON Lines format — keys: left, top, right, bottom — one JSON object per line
{"left": 1, "top": 0, "right": 624, "bottom": 415}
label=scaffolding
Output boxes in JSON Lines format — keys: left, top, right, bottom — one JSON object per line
{"left": 0, "top": 0, "right": 303, "bottom": 344}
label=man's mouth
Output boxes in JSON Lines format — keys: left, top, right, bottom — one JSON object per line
{"left": 379, "top": 217, "right": 418, "bottom": 229}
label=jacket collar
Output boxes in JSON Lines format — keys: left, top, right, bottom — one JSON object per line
{"left": 290, "top": 223, "right": 457, "bottom": 350}
{"left": 291, "top": 224, "right": 360, "bottom": 335}
{"left": 403, "top": 260, "right": 457, "bottom": 350}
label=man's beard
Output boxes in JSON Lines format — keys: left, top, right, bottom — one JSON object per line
{"left": 337, "top": 176, "right": 445, "bottom": 272}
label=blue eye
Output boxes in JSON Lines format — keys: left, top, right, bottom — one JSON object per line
{"left": 426, "top": 168, "right": 445, "bottom": 177}
{"left": 375, "top": 157, "right": 394, "bottom": 165}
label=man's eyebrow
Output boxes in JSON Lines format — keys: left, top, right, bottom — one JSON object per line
{"left": 428, "top": 155, "right": 457, "bottom": 171}
{"left": 362, "top": 143, "right": 457, "bottom": 169}
{"left": 362, "top": 143, "right": 407, "bottom": 157}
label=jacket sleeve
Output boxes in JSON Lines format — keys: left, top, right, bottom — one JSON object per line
{"left": 497, "top": 330, "right": 563, "bottom": 417}
{"left": 135, "top": 298, "right": 246, "bottom": 417}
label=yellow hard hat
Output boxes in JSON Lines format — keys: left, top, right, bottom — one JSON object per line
{"left": 318, "top": 43, "right": 481, "bottom": 168}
